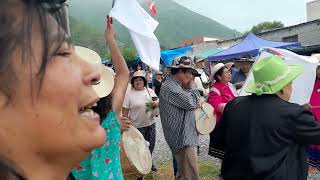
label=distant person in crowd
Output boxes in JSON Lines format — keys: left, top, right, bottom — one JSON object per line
{"left": 153, "top": 71, "right": 163, "bottom": 96}
{"left": 136, "top": 64, "right": 143, "bottom": 71}
{"left": 219, "top": 55, "right": 320, "bottom": 180}
{"left": 71, "top": 20, "right": 130, "bottom": 180}
{"left": 226, "top": 62, "right": 239, "bottom": 76}
{"left": 305, "top": 57, "right": 320, "bottom": 173}
{"left": 122, "top": 71, "right": 159, "bottom": 173}
{"left": 194, "top": 55, "right": 210, "bottom": 97}
{"left": 231, "top": 57, "right": 254, "bottom": 90}
{"left": 147, "top": 68, "right": 154, "bottom": 88}
{"left": 208, "top": 63, "right": 237, "bottom": 161}
{"left": 0, "top": 1, "right": 107, "bottom": 179}
{"left": 159, "top": 57, "right": 201, "bottom": 180}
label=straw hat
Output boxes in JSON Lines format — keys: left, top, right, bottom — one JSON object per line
{"left": 131, "top": 70, "right": 147, "bottom": 87}
{"left": 194, "top": 55, "right": 205, "bottom": 63}
{"left": 311, "top": 54, "right": 320, "bottom": 63}
{"left": 170, "top": 56, "right": 200, "bottom": 76}
{"left": 132, "top": 70, "right": 147, "bottom": 80}
{"left": 74, "top": 46, "right": 114, "bottom": 98}
{"left": 155, "top": 71, "right": 163, "bottom": 75}
{"left": 211, "top": 63, "right": 226, "bottom": 77}
{"left": 74, "top": 46, "right": 101, "bottom": 64}
{"left": 245, "top": 55, "right": 303, "bottom": 95}
{"left": 94, "top": 64, "right": 115, "bottom": 98}
{"left": 236, "top": 57, "right": 255, "bottom": 63}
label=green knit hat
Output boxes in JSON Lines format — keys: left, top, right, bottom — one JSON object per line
{"left": 245, "top": 55, "right": 303, "bottom": 95}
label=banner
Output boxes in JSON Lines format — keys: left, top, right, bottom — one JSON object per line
{"left": 239, "top": 48, "right": 319, "bottom": 105}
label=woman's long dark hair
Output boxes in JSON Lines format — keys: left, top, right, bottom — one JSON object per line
{"left": 93, "top": 95, "right": 113, "bottom": 122}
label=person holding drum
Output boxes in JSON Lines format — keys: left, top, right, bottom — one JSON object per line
{"left": 159, "top": 57, "right": 201, "bottom": 180}
{"left": 71, "top": 18, "right": 130, "bottom": 180}
{"left": 208, "top": 63, "right": 238, "bottom": 160}
{"left": 122, "top": 70, "right": 159, "bottom": 173}
{"left": 0, "top": 1, "right": 106, "bottom": 179}
{"left": 219, "top": 55, "right": 320, "bottom": 180}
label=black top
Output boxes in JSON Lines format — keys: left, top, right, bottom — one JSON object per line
{"left": 219, "top": 95, "right": 320, "bottom": 180}
{"left": 153, "top": 79, "right": 162, "bottom": 96}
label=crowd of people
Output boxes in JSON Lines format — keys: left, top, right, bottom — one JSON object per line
{"left": 1, "top": 1, "right": 320, "bottom": 180}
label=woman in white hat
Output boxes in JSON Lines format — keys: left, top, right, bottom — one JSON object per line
{"left": 208, "top": 63, "right": 237, "bottom": 159}
{"left": 122, "top": 70, "right": 159, "bottom": 172}
{"left": 71, "top": 19, "right": 130, "bottom": 180}
{"left": 0, "top": 1, "right": 105, "bottom": 179}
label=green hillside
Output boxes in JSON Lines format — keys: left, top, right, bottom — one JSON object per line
{"left": 68, "top": 0, "right": 238, "bottom": 49}
{"left": 69, "top": 16, "right": 108, "bottom": 57}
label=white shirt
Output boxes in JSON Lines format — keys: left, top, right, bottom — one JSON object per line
{"left": 123, "top": 88, "right": 158, "bottom": 128}
{"left": 195, "top": 68, "right": 210, "bottom": 96}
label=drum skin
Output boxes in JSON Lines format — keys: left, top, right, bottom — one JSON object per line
{"left": 120, "top": 126, "right": 152, "bottom": 179}
{"left": 195, "top": 102, "right": 216, "bottom": 135}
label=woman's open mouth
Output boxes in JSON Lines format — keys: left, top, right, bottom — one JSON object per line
{"left": 79, "top": 100, "right": 100, "bottom": 124}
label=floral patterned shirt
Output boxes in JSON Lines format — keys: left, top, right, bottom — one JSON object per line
{"left": 72, "top": 112, "right": 124, "bottom": 180}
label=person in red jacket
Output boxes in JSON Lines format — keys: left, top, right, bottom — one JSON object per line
{"left": 208, "top": 63, "right": 238, "bottom": 159}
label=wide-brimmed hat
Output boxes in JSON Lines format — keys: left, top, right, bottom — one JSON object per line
{"left": 94, "top": 64, "right": 115, "bottom": 98}
{"left": 311, "top": 54, "right": 320, "bottom": 63}
{"left": 171, "top": 56, "right": 200, "bottom": 76}
{"left": 74, "top": 46, "right": 114, "bottom": 98}
{"left": 194, "top": 55, "right": 205, "bottom": 63}
{"left": 235, "top": 57, "right": 255, "bottom": 63}
{"left": 131, "top": 70, "right": 147, "bottom": 86}
{"left": 132, "top": 70, "right": 146, "bottom": 79}
{"left": 211, "top": 63, "right": 227, "bottom": 77}
{"left": 245, "top": 55, "right": 303, "bottom": 95}
{"left": 155, "top": 71, "right": 163, "bottom": 75}
{"left": 74, "top": 46, "right": 101, "bottom": 64}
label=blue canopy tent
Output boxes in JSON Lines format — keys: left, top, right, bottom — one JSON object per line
{"left": 161, "top": 45, "right": 192, "bottom": 66}
{"left": 208, "top": 33, "right": 301, "bottom": 61}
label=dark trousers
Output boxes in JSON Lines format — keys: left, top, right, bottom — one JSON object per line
{"left": 173, "top": 155, "right": 178, "bottom": 176}
{"left": 137, "top": 123, "right": 156, "bottom": 154}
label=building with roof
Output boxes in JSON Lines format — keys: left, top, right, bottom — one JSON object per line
{"left": 307, "top": 0, "right": 320, "bottom": 22}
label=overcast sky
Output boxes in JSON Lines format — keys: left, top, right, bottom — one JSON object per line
{"left": 172, "top": 0, "right": 312, "bottom": 32}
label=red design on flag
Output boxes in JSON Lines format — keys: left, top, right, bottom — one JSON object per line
{"left": 144, "top": 0, "right": 157, "bottom": 15}
{"left": 105, "top": 158, "right": 110, "bottom": 164}
{"left": 76, "top": 165, "right": 83, "bottom": 170}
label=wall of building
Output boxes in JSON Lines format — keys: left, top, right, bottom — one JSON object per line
{"left": 307, "top": 0, "right": 320, "bottom": 21}
{"left": 259, "top": 19, "right": 320, "bottom": 46}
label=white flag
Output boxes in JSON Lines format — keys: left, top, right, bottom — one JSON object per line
{"left": 240, "top": 48, "right": 318, "bottom": 105}
{"left": 110, "top": 0, "right": 160, "bottom": 70}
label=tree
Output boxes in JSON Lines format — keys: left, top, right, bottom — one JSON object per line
{"left": 245, "top": 21, "right": 284, "bottom": 35}
{"left": 121, "top": 48, "right": 137, "bottom": 62}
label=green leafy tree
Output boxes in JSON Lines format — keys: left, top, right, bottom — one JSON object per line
{"left": 121, "top": 48, "right": 137, "bottom": 62}
{"left": 245, "top": 21, "right": 284, "bottom": 35}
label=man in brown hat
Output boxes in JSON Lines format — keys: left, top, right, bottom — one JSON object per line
{"left": 159, "top": 56, "right": 201, "bottom": 180}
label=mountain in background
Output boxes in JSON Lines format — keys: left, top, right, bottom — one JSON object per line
{"left": 68, "top": 0, "right": 238, "bottom": 49}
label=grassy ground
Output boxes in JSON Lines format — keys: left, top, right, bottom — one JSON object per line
{"left": 145, "top": 161, "right": 220, "bottom": 180}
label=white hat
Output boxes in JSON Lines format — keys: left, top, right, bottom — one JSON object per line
{"left": 74, "top": 46, "right": 101, "bottom": 64}
{"left": 311, "top": 54, "right": 320, "bottom": 63}
{"left": 211, "top": 63, "right": 226, "bottom": 77}
{"left": 74, "top": 46, "right": 114, "bottom": 98}
{"left": 94, "top": 64, "right": 115, "bottom": 98}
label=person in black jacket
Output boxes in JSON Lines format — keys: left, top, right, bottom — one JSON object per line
{"left": 218, "top": 55, "right": 320, "bottom": 180}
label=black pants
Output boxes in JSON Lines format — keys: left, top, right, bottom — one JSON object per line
{"left": 137, "top": 123, "right": 156, "bottom": 154}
